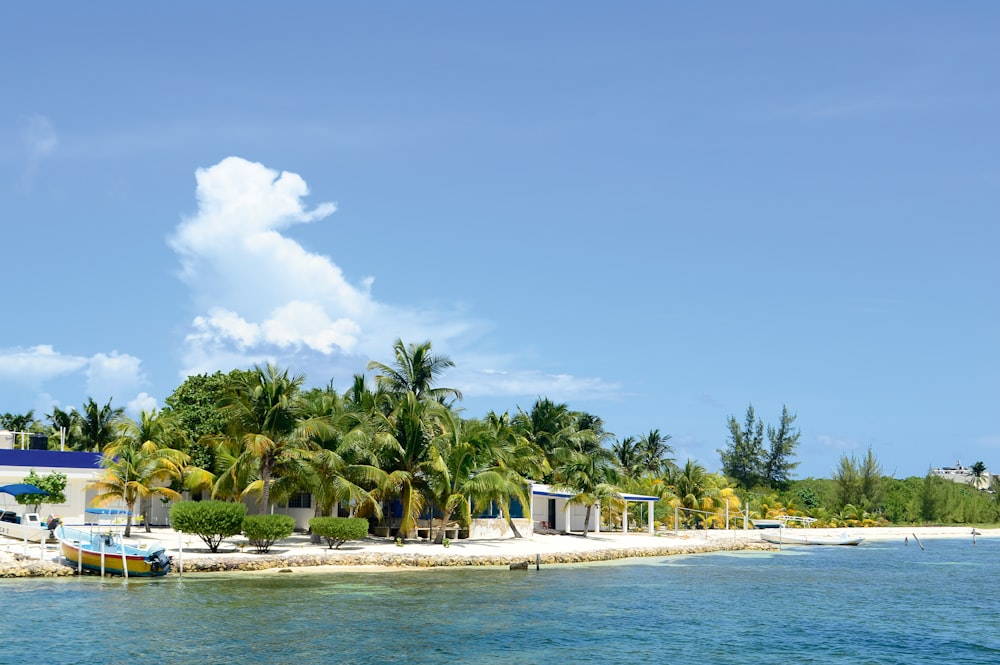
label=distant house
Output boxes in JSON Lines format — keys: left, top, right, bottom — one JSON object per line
{"left": 930, "top": 461, "right": 993, "bottom": 490}
{"left": 529, "top": 483, "right": 659, "bottom": 534}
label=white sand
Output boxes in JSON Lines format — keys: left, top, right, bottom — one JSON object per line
{"left": 125, "top": 524, "right": 996, "bottom": 565}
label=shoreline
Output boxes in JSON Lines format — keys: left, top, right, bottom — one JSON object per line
{"left": 1, "top": 525, "right": 993, "bottom": 578}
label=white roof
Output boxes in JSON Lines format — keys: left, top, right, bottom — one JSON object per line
{"left": 530, "top": 483, "right": 658, "bottom": 502}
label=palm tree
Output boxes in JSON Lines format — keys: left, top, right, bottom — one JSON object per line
{"left": 77, "top": 398, "right": 125, "bottom": 452}
{"left": 88, "top": 410, "right": 198, "bottom": 536}
{"left": 970, "top": 461, "right": 990, "bottom": 490}
{"left": 46, "top": 406, "right": 83, "bottom": 450}
{"left": 476, "top": 411, "right": 548, "bottom": 538}
{"left": 365, "top": 340, "right": 463, "bottom": 539}
{"left": 366, "top": 339, "right": 462, "bottom": 403}
{"left": 371, "top": 392, "right": 445, "bottom": 538}
{"left": 299, "top": 385, "right": 384, "bottom": 519}
{"left": 217, "top": 363, "right": 326, "bottom": 510}
{"left": 553, "top": 446, "right": 620, "bottom": 537}
{"left": 513, "top": 399, "right": 597, "bottom": 480}
{"left": 666, "top": 459, "right": 722, "bottom": 529}
{"left": 425, "top": 409, "right": 480, "bottom": 543}
{"left": 612, "top": 436, "right": 641, "bottom": 479}
{"left": 637, "top": 429, "right": 674, "bottom": 477}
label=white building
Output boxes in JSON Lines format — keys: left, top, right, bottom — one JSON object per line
{"left": 930, "top": 461, "right": 993, "bottom": 490}
{"left": 0, "top": 447, "right": 103, "bottom": 523}
{"left": 530, "top": 483, "right": 659, "bottom": 534}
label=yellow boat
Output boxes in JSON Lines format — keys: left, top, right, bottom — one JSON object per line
{"left": 55, "top": 510, "right": 172, "bottom": 577}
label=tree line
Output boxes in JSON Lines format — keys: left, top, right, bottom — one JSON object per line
{"left": 4, "top": 340, "right": 998, "bottom": 532}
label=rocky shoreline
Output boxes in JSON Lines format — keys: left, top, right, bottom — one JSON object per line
{"left": 0, "top": 540, "right": 776, "bottom": 578}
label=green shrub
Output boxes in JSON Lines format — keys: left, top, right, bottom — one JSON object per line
{"left": 170, "top": 500, "right": 247, "bottom": 552}
{"left": 309, "top": 517, "right": 368, "bottom": 549}
{"left": 242, "top": 514, "right": 295, "bottom": 553}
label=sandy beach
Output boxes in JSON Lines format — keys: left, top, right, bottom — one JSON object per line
{"left": 1, "top": 525, "right": 993, "bottom": 577}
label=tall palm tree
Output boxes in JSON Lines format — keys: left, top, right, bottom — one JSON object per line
{"left": 217, "top": 363, "right": 326, "bottom": 510}
{"left": 425, "top": 409, "right": 480, "bottom": 543}
{"left": 77, "top": 398, "right": 125, "bottom": 452}
{"left": 513, "top": 399, "right": 597, "bottom": 479}
{"left": 89, "top": 410, "right": 198, "bottom": 536}
{"left": 476, "top": 411, "right": 548, "bottom": 538}
{"left": 666, "top": 459, "right": 722, "bottom": 528}
{"left": 366, "top": 339, "right": 462, "bottom": 403}
{"left": 370, "top": 392, "right": 445, "bottom": 538}
{"left": 364, "top": 340, "right": 463, "bottom": 538}
{"left": 299, "top": 385, "right": 384, "bottom": 519}
{"left": 553, "top": 446, "right": 620, "bottom": 537}
{"left": 612, "top": 436, "right": 641, "bottom": 479}
{"left": 46, "top": 406, "right": 83, "bottom": 450}
{"left": 637, "top": 429, "right": 674, "bottom": 477}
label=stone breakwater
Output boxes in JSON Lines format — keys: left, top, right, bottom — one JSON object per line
{"left": 0, "top": 540, "right": 776, "bottom": 577}
{"left": 178, "top": 540, "right": 777, "bottom": 573}
{"left": 0, "top": 552, "right": 75, "bottom": 578}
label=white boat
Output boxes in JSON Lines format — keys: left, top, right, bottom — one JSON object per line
{"left": 0, "top": 483, "right": 55, "bottom": 543}
{"left": 0, "top": 510, "right": 53, "bottom": 542}
{"left": 761, "top": 530, "right": 864, "bottom": 546}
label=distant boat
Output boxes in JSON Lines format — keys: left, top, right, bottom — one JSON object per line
{"left": 751, "top": 519, "right": 783, "bottom": 529}
{"left": 0, "top": 483, "right": 54, "bottom": 543}
{"left": 761, "top": 531, "right": 864, "bottom": 546}
{"left": 55, "top": 509, "right": 172, "bottom": 577}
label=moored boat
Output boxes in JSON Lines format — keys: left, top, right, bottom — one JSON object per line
{"left": 0, "top": 483, "right": 55, "bottom": 543}
{"left": 0, "top": 510, "right": 53, "bottom": 542}
{"left": 761, "top": 530, "right": 864, "bottom": 546}
{"left": 55, "top": 509, "right": 172, "bottom": 577}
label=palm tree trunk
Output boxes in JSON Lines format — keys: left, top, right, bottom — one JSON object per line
{"left": 261, "top": 462, "right": 272, "bottom": 512}
{"left": 501, "top": 503, "right": 522, "bottom": 538}
{"left": 582, "top": 504, "right": 591, "bottom": 538}
{"left": 434, "top": 506, "right": 453, "bottom": 544}
{"left": 125, "top": 499, "right": 136, "bottom": 538}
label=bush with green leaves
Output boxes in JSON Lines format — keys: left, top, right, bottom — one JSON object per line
{"left": 242, "top": 514, "right": 295, "bottom": 553}
{"left": 309, "top": 517, "right": 368, "bottom": 549}
{"left": 170, "top": 500, "right": 247, "bottom": 552}
{"left": 16, "top": 469, "right": 67, "bottom": 513}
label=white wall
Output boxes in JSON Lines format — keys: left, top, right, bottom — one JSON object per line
{"left": 0, "top": 468, "right": 99, "bottom": 524}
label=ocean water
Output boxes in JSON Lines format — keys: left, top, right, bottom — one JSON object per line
{"left": 2, "top": 537, "right": 997, "bottom": 665}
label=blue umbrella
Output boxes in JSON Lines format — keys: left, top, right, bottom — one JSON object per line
{"left": 0, "top": 483, "right": 49, "bottom": 497}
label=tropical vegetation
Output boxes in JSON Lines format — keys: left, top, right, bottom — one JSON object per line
{"left": 4, "top": 339, "right": 999, "bottom": 543}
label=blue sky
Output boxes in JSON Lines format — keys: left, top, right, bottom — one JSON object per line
{"left": 1, "top": 3, "right": 997, "bottom": 479}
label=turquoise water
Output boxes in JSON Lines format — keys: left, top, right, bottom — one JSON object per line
{"left": 2, "top": 538, "right": 998, "bottom": 664}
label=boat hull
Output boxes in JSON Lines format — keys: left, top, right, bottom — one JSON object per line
{"left": 761, "top": 532, "right": 864, "bottom": 546}
{"left": 57, "top": 530, "right": 171, "bottom": 577}
{"left": 0, "top": 521, "right": 50, "bottom": 543}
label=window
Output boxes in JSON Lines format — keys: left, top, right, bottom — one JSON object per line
{"left": 288, "top": 492, "right": 311, "bottom": 509}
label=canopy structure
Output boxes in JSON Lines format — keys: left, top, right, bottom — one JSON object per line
{"left": 0, "top": 483, "right": 49, "bottom": 497}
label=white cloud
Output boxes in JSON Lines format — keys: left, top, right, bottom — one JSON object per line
{"left": 168, "top": 156, "right": 621, "bottom": 402}
{"left": 85, "top": 352, "right": 147, "bottom": 405}
{"left": 816, "top": 434, "right": 859, "bottom": 450}
{"left": 169, "top": 156, "right": 473, "bottom": 374}
{"left": 454, "top": 367, "right": 623, "bottom": 400}
{"left": 0, "top": 346, "right": 152, "bottom": 414}
{"left": 127, "top": 392, "right": 159, "bottom": 416}
{"left": 0, "top": 345, "right": 88, "bottom": 380}
{"left": 261, "top": 301, "right": 361, "bottom": 354}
